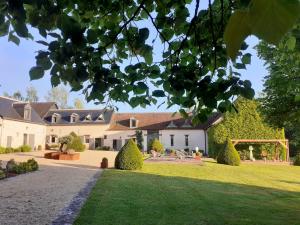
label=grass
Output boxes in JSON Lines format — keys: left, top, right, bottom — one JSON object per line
{"left": 74, "top": 160, "right": 300, "bottom": 225}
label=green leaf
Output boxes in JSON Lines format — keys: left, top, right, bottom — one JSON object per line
{"left": 152, "top": 90, "right": 165, "bottom": 97}
{"left": 29, "top": 66, "right": 44, "bottom": 80}
{"left": 8, "top": 32, "right": 20, "bottom": 45}
{"left": 294, "top": 95, "right": 300, "bottom": 102}
{"left": 249, "top": 0, "right": 300, "bottom": 45}
{"left": 0, "top": 21, "right": 9, "bottom": 37}
{"left": 87, "top": 29, "right": 98, "bottom": 44}
{"left": 51, "top": 75, "right": 60, "bottom": 87}
{"left": 286, "top": 36, "right": 296, "bottom": 50}
{"left": 241, "top": 53, "right": 251, "bottom": 65}
{"left": 224, "top": 10, "right": 251, "bottom": 59}
{"left": 138, "top": 28, "right": 149, "bottom": 42}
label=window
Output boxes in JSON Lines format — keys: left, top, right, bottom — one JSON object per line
{"left": 51, "top": 135, "right": 56, "bottom": 143}
{"left": 84, "top": 135, "right": 90, "bottom": 144}
{"left": 24, "top": 106, "right": 31, "bottom": 120}
{"left": 70, "top": 113, "right": 78, "bottom": 123}
{"left": 52, "top": 114, "right": 60, "bottom": 123}
{"left": 84, "top": 114, "right": 92, "bottom": 121}
{"left": 97, "top": 114, "right": 104, "bottom": 121}
{"left": 104, "top": 135, "right": 107, "bottom": 139}
{"left": 170, "top": 135, "right": 174, "bottom": 146}
{"left": 185, "top": 135, "right": 189, "bottom": 146}
{"left": 130, "top": 118, "right": 137, "bottom": 128}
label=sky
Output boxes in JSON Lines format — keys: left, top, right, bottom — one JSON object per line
{"left": 0, "top": 7, "right": 267, "bottom": 113}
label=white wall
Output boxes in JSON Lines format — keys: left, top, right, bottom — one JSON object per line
{"left": 0, "top": 119, "right": 46, "bottom": 149}
{"left": 160, "top": 129, "right": 206, "bottom": 151}
{"left": 103, "top": 130, "right": 148, "bottom": 151}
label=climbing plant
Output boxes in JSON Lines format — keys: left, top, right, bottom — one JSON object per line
{"left": 208, "top": 97, "right": 286, "bottom": 160}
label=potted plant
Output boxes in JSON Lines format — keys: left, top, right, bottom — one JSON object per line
{"left": 195, "top": 152, "right": 201, "bottom": 160}
{"left": 170, "top": 149, "right": 176, "bottom": 156}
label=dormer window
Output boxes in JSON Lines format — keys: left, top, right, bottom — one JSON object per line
{"left": 97, "top": 114, "right": 104, "bottom": 121}
{"left": 70, "top": 113, "right": 78, "bottom": 123}
{"left": 24, "top": 105, "right": 31, "bottom": 120}
{"left": 167, "top": 120, "right": 177, "bottom": 128}
{"left": 52, "top": 113, "right": 60, "bottom": 123}
{"left": 84, "top": 114, "right": 92, "bottom": 121}
{"left": 130, "top": 117, "right": 137, "bottom": 128}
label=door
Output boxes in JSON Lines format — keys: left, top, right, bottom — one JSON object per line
{"left": 29, "top": 134, "right": 35, "bottom": 150}
{"left": 95, "top": 138, "right": 103, "bottom": 149}
{"left": 23, "top": 134, "right": 28, "bottom": 145}
{"left": 7, "top": 136, "right": 12, "bottom": 148}
{"left": 113, "top": 139, "right": 123, "bottom": 151}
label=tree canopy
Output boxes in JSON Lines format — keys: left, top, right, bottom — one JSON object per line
{"left": 1, "top": 0, "right": 299, "bottom": 121}
{"left": 256, "top": 23, "right": 300, "bottom": 155}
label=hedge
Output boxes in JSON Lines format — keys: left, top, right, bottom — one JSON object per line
{"left": 208, "top": 97, "right": 286, "bottom": 160}
{"left": 0, "top": 145, "right": 32, "bottom": 154}
{"left": 115, "top": 139, "right": 143, "bottom": 170}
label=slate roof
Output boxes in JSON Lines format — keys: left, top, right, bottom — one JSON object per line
{"left": 30, "top": 102, "right": 58, "bottom": 118}
{"left": 0, "top": 97, "right": 45, "bottom": 124}
{"left": 108, "top": 112, "right": 222, "bottom": 131}
{"left": 44, "top": 109, "right": 114, "bottom": 125}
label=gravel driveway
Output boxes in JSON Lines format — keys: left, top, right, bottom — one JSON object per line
{"left": 0, "top": 150, "right": 117, "bottom": 225}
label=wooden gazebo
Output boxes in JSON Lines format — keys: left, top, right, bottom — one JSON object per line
{"left": 231, "top": 139, "right": 289, "bottom": 161}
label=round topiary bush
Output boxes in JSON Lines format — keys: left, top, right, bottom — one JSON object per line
{"left": 150, "top": 138, "right": 164, "bottom": 153}
{"left": 217, "top": 139, "right": 240, "bottom": 166}
{"left": 115, "top": 139, "right": 143, "bottom": 170}
{"left": 293, "top": 154, "right": 300, "bottom": 166}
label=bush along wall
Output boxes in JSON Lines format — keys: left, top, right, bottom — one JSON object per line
{"left": 0, "top": 145, "right": 32, "bottom": 154}
{"left": 208, "top": 97, "right": 286, "bottom": 160}
{"left": 115, "top": 139, "right": 143, "bottom": 170}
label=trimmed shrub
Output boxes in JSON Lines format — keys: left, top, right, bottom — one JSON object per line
{"left": 217, "top": 139, "right": 240, "bottom": 166}
{"left": 150, "top": 139, "right": 164, "bottom": 153}
{"left": 0, "top": 170, "right": 5, "bottom": 179}
{"left": 0, "top": 147, "right": 6, "bottom": 154}
{"left": 115, "top": 139, "right": 143, "bottom": 170}
{"left": 19, "top": 145, "right": 32, "bottom": 152}
{"left": 68, "top": 135, "right": 85, "bottom": 152}
{"left": 27, "top": 158, "right": 39, "bottom": 171}
{"left": 293, "top": 154, "right": 300, "bottom": 166}
{"left": 6, "top": 159, "right": 18, "bottom": 173}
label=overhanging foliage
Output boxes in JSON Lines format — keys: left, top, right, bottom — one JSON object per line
{"left": 0, "top": 0, "right": 299, "bottom": 122}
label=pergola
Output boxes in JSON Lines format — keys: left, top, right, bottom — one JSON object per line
{"left": 231, "top": 139, "right": 289, "bottom": 161}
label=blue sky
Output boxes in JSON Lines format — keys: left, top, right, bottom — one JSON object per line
{"left": 0, "top": 25, "right": 267, "bottom": 112}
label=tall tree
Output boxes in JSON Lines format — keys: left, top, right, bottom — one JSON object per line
{"left": 26, "top": 85, "right": 39, "bottom": 102}
{"left": 256, "top": 24, "right": 300, "bottom": 155}
{"left": 73, "top": 98, "right": 84, "bottom": 109}
{"left": 0, "top": 0, "right": 299, "bottom": 121}
{"left": 45, "top": 86, "right": 69, "bottom": 109}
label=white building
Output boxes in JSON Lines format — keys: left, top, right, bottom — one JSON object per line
{"left": 0, "top": 96, "right": 221, "bottom": 154}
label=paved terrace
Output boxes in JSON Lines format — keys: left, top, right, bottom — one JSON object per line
{"left": 0, "top": 150, "right": 117, "bottom": 225}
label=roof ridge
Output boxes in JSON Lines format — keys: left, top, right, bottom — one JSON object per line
{"left": 0, "top": 96, "right": 24, "bottom": 102}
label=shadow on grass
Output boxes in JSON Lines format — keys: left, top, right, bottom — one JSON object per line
{"left": 74, "top": 169, "right": 300, "bottom": 225}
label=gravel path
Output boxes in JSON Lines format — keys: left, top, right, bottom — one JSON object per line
{"left": 0, "top": 150, "right": 117, "bottom": 225}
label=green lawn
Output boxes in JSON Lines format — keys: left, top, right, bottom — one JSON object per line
{"left": 74, "top": 161, "right": 300, "bottom": 225}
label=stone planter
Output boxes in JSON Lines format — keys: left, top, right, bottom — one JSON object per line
{"left": 195, "top": 156, "right": 201, "bottom": 160}
{"left": 44, "top": 152, "right": 80, "bottom": 160}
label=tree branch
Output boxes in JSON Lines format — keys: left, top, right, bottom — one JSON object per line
{"left": 141, "top": 5, "right": 171, "bottom": 46}
{"left": 103, "top": 0, "right": 146, "bottom": 49}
